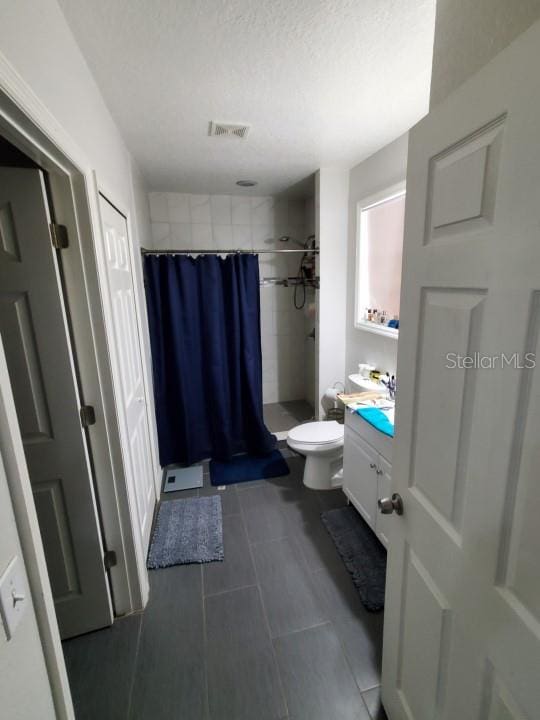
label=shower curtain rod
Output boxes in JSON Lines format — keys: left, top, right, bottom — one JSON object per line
{"left": 140, "top": 247, "right": 318, "bottom": 255}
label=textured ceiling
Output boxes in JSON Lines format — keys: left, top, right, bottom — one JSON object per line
{"left": 58, "top": 0, "right": 435, "bottom": 196}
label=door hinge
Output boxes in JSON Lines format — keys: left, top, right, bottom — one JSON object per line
{"left": 80, "top": 405, "right": 96, "bottom": 428}
{"left": 104, "top": 550, "right": 117, "bottom": 570}
{"left": 50, "top": 223, "right": 69, "bottom": 249}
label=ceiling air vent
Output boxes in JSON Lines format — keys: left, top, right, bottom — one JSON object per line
{"left": 209, "top": 121, "right": 250, "bottom": 139}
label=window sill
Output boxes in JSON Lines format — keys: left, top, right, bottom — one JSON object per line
{"left": 355, "top": 320, "right": 399, "bottom": 339}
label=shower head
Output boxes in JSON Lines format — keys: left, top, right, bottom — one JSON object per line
{"left": 278, "top": 236, "right": 307, "bottom": 248}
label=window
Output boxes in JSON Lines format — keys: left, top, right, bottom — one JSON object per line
{"left": 355, "top": 182, "right": 406, "bottom": 338}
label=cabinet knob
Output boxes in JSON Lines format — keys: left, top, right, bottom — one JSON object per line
{"left": 378, "top": 493, "right": 404, "bottom": 516}
{"left": 376, "top": 468, "right": 383, "bottom": 475}
{"left": 369, "top": 462, "right": 377, "bottom": 469}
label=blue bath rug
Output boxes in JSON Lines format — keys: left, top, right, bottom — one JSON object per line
{"left": 321, "top": 506, "right": 386, "bottom": 612}
{"left": 209, "top": 449, "right": 290, "bottom": 486}
{"left": 147, "top": 495, "right": 223, "bottom": 569}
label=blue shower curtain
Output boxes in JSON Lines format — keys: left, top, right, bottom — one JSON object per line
{"left": 144, "top": 253, "right": 276, "bottom": 466}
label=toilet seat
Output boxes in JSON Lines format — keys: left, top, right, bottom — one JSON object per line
{"left": 288, "top": 420, "right": 344, "bottom": 447}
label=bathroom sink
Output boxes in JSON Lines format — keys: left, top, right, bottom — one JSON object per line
{"left": 348, "top": 373, "right": 383, "bottom": 394}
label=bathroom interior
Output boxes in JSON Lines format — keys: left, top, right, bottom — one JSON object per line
{"left": 145, "top": 161, "right": 402, "bottom": 482}
{"left": 0, "top": 94, "right": 406, "bottom": 720}
{"left": 112, "top": 157, "right": 405, "bottom": 717}
{"left": 7, "top": 2, "right": 537, "bottom": 719}
{"left": 0, "top": 118, "right": 406, "bottom": 720}
{"left": 54, "top": 136, "right": 407, "bottom": 719}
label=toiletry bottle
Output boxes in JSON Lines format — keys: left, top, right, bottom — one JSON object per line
{"left": 388, "top": 315, "right": 399, "bottom": 329}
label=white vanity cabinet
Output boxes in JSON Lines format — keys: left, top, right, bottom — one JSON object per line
{"left": 342, "top": 432, "right": 379, "bottom": 528}
{"left": 343, "top": 409, "right": 393, "bottom": 548}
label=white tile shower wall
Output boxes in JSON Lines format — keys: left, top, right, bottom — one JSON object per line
{"left": 149, "top": 192, "right": 309, "bottom": 403}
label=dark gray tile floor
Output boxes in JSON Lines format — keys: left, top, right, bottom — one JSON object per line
{"left": 63, "top": 446, "right": 386, "bottom": 720}
{"left": 263, "top": 400, "right": 314, "bottom": 433}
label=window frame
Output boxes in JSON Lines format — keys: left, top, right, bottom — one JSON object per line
{"left": 354, "top": 180, "right": 406, "bottom": 339}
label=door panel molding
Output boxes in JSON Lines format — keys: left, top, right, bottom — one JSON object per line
{"left": 32, "top": 477, "right": 80, "bottom": 600}
{"left": 410, "top": 287, "right": 486, "bottom": 532}
{"left": 0, "top": 199, "right": 20, "bottom": 260}
{"left": 496, "top": 290, "right": 540, "bottom": 623}
{"left": 0, "top": 290, "right": 53, "bottom": 441}
{"left": 396, "top": 545, "right": 451, "bottom": 720}
{"left": 425, "top": 114, "right": 506, "bottom": 244}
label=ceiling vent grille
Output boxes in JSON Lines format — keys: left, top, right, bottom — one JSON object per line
{"left": 209, "top": 121, "right": 250, "bottom": 139}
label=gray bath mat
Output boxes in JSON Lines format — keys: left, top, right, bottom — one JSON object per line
{"left": 147, "top": 495, "right": 224, "bottom": 569}
{"left": 321, "top": 506, "right": 386, "bottom": 612}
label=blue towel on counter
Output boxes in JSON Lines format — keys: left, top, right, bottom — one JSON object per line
{"left": 356, "top": 407, "right": 394, "bottom": 437}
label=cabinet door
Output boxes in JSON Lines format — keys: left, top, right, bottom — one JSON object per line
{"left": 343, "top": 429, "right": 379, "bottom": 528}
{"left": 375, "top": 455, "right": 392, "bottom": 548}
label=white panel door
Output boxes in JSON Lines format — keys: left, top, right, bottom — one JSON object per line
{"left": 382, "top": 22, "right": 540, "bottom": 720}
{"left": 98, "top": 195, "right": 155, "bottom": 558}
{"left": 0, "top": 167, "right": 112, "bottom": 638}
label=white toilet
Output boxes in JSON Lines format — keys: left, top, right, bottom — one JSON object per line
{"left": 287, "top": 420, "right": 344, "bottom": 490}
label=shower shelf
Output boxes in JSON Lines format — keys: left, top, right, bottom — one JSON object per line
{"left": 260, "top": 276, "right": 319, "bottom": 288}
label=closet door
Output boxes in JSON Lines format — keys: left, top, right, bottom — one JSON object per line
{"left": 0, "top": 167, "right": 112, "bottom": 638}
{"left": 98, "top": 195, "right": 156, "bottom": 560}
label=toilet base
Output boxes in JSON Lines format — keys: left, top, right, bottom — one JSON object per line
{"left": 303, "top": 453, "right": 343, "bottom": 490}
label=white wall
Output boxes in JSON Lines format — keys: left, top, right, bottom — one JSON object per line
{"left": 316, "top": 169, "right": 349, "bottom": 417}
{"left": 0, "top": 0, "right": 157, "bottom": 438}
{"left": 0, "top": 0, "right": 155, "bottom": 396}
{"left": 430, "top": 0, "right": 540, "bottom": 107}
{"left": 346, "top": 133, "right": 408, "bottom": 384}
{"left": 148, "top": 191, "right": 312, "bottom": 404}
{"left": 0, "top": 1, "right": 139, "bottom": 214}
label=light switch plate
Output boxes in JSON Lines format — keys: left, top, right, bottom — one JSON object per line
{"left": 0, "top": 556, "right": 28, "bottom": 641}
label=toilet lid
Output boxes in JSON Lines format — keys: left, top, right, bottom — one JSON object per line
{"left": 288, "top": 420, "right": 344, "bottom": 445}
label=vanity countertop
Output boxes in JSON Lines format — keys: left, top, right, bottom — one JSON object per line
{"left": 340, "top": 393, "right": 395, "bottom": 429}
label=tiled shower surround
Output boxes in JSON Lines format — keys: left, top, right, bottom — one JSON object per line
{"left": 148, "top": 192, "right": 316, "bottom": 405}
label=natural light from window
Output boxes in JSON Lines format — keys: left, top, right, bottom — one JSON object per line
{"left": 356, "top": 184, "right": 405, "bottom": 337}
